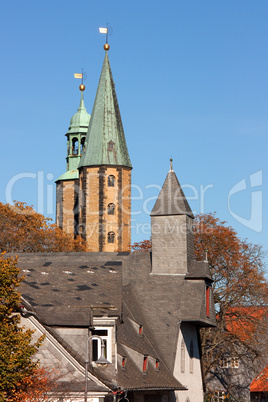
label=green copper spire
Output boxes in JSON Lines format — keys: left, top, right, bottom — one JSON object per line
{"left": 56, "top": 88, "right": 90, "bottom": 182}
{"left": 78, "top": 52, "right": 132, "bottom": 169}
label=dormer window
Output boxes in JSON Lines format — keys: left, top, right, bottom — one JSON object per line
{"left": 155, "top": 359, "right": 160, "bottom": 371}
{"left": 108, "top": 232, "right": 115, "bottom": 243}
{"left": 92, "top": 328, "right": 109, "bottom": 361}
{"left": 122, "top": 356, "right": 127, "bottom": 369}
{"left": 108, "top": 175, "right": 115, "bottom": 187}
{"left": 108, "top": 203, "right": 115, "bottom": 215}
{"left": 138, "top": 325, "right": 143, "bottom": 336}
{"left": 108, "top": 140, "right": 114, "bottom": 151}
{"left": 143, "top": 355, "right": 148, "bottom": 373}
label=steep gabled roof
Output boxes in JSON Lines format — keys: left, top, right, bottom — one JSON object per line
{"left": 150, "top": 167, "right": 194, "bottom": 218}
{"left": 78, "top": 51, "right": 132, "bottom": 169}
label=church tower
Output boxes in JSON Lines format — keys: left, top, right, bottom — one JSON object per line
{"left": 77, "top": 45, "right": 132, "bottom": 252}
{"left": 56, "top": 85, "right": 90, "bottom": 235}
{"left": 55, "top": 44, "right": 132, "bottom": 251}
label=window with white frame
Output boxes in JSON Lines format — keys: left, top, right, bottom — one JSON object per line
{"left": 220, "top": 356, "right": 239, "bottom": 369}
{"left": 212, "top": 390, "right": 226, "bottom": 401}
{"left": 91, "top": 327, "right": 112, "bottom": 362}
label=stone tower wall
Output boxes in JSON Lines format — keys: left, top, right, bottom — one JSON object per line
{"left": 56, "top": 179, "right": 78, "bottom": 235}
{"left": 151, "top": 215, "right": 194, "bottom": 275}
{"left": 78, "top": 166, "right": 131, "bottom": 252}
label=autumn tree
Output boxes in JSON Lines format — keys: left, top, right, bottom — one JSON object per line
{"left": 0, "top": 201, "right": 87, "bottom": 253}
{"left": 0, "top": 253, "right": 53, "bottom": 401}
{"left": 194, "top": 213, "right": 268, "bottom": 399}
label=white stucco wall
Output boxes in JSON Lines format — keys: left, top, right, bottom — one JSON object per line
{"left": 173, "top": 323, "right": 204, "bottom": 402}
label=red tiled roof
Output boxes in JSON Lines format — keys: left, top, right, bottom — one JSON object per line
{"left": 250, "top": 366, "right": 268, "bottom": 392}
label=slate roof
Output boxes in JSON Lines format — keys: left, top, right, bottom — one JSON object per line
{"left": 151, "top": 169, "right": 194, "bottom": 218}
{"left": 18, "top": 252, "right": 125, "bottom": 326}
{"left": 79, "top": 51, "right": 132, "bottom": 169}
{"left": 13, "top": 251, "right": 216, "bottom": 393}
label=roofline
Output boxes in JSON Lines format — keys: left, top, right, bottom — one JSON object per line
{"left": 124, "top": 385, "right": 187, "bottom": 391}
{"left": 78, "top": 164, "right": 133, "bottom": 170}
{"left": 24, "top": 315, "right": 110, "bottom": 391}
{"left": 150, "top": 212, "right": 195, "bottom": 218}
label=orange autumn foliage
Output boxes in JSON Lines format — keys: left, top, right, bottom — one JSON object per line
{"left": 0, "top": 254, "right": 53, "bottom": 401}
{"left": 0, "top": 201, "right": 88, "bottom": 253}
{"left": 7, "top": 367, "right": 55, "bottom": 402}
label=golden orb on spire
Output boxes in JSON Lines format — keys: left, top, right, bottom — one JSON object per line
{"left": 104, "top": 43, "right": 110, "bottom": 51}
{"left": 79, "top": 84, "right": 85, "bottom": 91}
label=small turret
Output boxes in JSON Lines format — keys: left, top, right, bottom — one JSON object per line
{"left": 151, "top": 160, "right": 194, "bottom": 275}
{"left": 55, "top": 86, "right": 90, "bottom": 235}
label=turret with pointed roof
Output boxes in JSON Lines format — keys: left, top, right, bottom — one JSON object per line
{"left": 78, "top": 47, "right": 132, "bottom": 252}
{"left": 55, "top": 87, "right": 90, "bottom": 235}
{"left": 151, "top": 160, "right": 194, "bottom": 275}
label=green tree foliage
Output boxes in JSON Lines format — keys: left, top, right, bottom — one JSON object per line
{"left": 0, "top": 201, "right": 87, "bottom": 253}
{"left": 0, "top": 253, "right": 45, "bottom": 401}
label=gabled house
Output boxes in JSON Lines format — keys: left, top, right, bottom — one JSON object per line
{"left": 205, "top": 307, "right": 268, "bottom": 401}
{"left": 15, "top": 43, "right": 216, "bottom": 401}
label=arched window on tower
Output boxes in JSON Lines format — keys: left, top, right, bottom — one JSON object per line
{"left": 108, "top": 175, "right": 115, "bottom": 187}
{"left": 108, "top": 232, "right": 115, "bottom": 243}
{"left": 72, "top": 138, "right": 78, "bottom": 155}
{"left": 108, "top": 203, "right": 115, "bottom": 215}
{"left": 80, "top": 137, "right": 86, "bottom": 154}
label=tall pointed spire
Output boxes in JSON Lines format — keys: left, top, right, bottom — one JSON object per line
{"left": 151, "top": 161, "right": 194, "bottom": 218}
{"left": 79, "top": 51, "right": 131, "bottom": 169}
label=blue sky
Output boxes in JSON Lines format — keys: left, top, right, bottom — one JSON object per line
{"left": 0, "top": 1, "right": 267, "bottom": 267}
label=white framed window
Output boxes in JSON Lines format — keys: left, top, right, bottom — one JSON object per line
{"left": 212, "top": 390, "right": 226, "bottom": 401}
{"left": 220, "top": 356, "right": 239, "bottom": 369}
{"left": 91, "top": 327, "right": 112, "bottom": 362}
{"left": 230, "top": 357, "right": 239, "bottom": 368}
{"left": 220, "top": 357, "right": 228, "bottom": 368}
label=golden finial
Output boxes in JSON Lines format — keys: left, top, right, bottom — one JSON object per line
{"left": 74, "top": 69, "right": 87, "bottom": 90}
{"left": 170, "top": 158, "right": 173, "bottom": 171}
{"left": 99, "top": 25, "right": 112, "bottom": 51}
